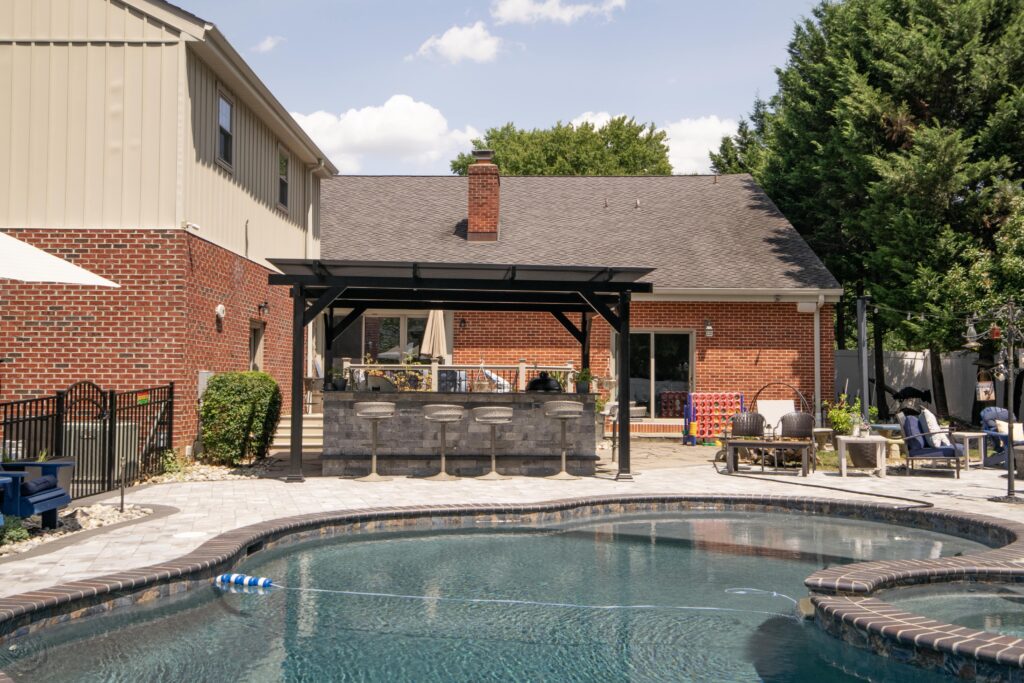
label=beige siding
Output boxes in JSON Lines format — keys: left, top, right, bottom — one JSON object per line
{"left": 0, "top": 0, "right": 181, "bottom": 229}
{"left": 183, "top": 50, "right": 316, "bottom": 265}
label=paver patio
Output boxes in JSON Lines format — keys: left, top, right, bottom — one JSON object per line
{"left": 2, "top": 442, "right": 1022, "bottom": 598}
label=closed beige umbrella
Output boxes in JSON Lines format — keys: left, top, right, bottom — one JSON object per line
{"left": 420, "top": 310, "right": 448, "bottom": 361}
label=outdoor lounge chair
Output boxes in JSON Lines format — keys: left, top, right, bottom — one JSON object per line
{"left": 980, "top": 407, "right": 1022, "bottom": 467}
{"left": 894, "top": 411, "right": 965, "bottom": 478}
{"left": 0, "top": 461, "right": 73, "bottom": 529}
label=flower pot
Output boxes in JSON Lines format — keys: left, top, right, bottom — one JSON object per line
{"left": 847, "top": 442, "right": 878, "bottom": 468}
{"left": 575, "top": 381, "right": 591, "bottom": 394}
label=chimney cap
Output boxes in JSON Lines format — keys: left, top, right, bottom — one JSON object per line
{"left": 472, "top": 149, "right": 495, "bottom": 162}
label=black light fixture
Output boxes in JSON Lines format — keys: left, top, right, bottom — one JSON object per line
{"left": 257, "top": 301, "right": 270, "bottom": 316}
{"left": 704, "top": 319, "right": 714, "bottom": 338}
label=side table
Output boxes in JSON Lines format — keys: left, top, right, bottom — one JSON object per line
{"left": 837, "top": 435, "right": 888, "bottom": 477}
{"left": 952, "top": 432, "right": 986, "bottom": 471}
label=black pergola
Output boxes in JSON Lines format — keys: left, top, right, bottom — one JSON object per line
{"left": 268, "top": 260, "right": 655, "bottom": 482}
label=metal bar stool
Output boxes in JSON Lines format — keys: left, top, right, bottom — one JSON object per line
{"left": 544, "top": 400, "right": 584, "bottom": 480}
{"left": 423, "top": 404, "right": 465, "bottom": 481}
{"left": 472, "top": 406, "right": 512, "bottom": 480}
{"left": 353, "top": 402, "right": 395, "bottom": 482}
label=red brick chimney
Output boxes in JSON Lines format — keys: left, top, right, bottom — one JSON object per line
{"left": 467, "top": 149, "right": 499, "bottom": 241}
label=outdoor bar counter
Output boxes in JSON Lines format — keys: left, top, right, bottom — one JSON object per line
{"left": 322, "top": 391, "right": 598, "bottom": 477}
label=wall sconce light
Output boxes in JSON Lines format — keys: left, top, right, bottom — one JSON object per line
{"left": 215, "top": 304, "right": 226, "bottom": 320}
{"left": 459, "top": 317, "right": 467, "bottom": 330}
{"left": 257, "top": 301, "right": 270, "bottom": 316}
{"left": 704, "top": 319, "right": 714, "bottom": 338}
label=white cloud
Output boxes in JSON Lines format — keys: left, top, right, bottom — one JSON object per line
{"left": 251, "top": 35, "right": 285, "bottom": 54}
{"left": 413, "top": 22, "right": 501, "bottom": 64}
{"left": 662, "top": 115, "right": 738, "bottom": 174}
{"left": 492, "top": 0, "right": 625, "bottom": 24}
{"left": 291, "top": 95, "right": 479, "bottom": 174}
{"left": 570, "top": 111, "right": 737, "bottom": 174}
{"left": 570, "top": 111, "right": 617, "bottom": 128}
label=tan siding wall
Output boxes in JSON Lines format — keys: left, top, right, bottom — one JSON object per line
{"left": 183, "top": 50, "right": 316, "bottom": 265}
{"left": 0, "top": 0, "right": 181, "bottom": 229}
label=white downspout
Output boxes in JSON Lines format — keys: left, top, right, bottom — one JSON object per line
{"left": 814, "top": 295, "right": 824, "bottom": 425}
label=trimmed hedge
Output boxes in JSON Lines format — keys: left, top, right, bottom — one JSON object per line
{"left": 199, "top": 372, "right": 282, "bottom": 465}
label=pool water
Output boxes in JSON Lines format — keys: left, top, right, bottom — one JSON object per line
{"left": 0, "top": 511, "right": 986, "bottom": 682}
{"left": 885, "top": 583, "right": 1024, "bottom": 639}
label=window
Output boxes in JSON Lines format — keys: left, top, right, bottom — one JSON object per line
{"left": 616, "top": 331, "right": 692, "bottom": 418}
{"left": 329, "top": 313, "right": 430, "bottom": 364}
{"left": 217, "top": 93, "right": 233, "bottom": 167}
{"left": 278, "top": 149, "right": 289, "bottom": 208}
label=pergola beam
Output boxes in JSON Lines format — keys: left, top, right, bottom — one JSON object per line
{"left": 329, "top": 300, "right": 595, "bottom": 313}
{"left": 269, "top": 273, "right": 651, "bottom": 294}
{"left": 305, "top": 288, "right": 612, "bottom": 308}
{"left": 329, "top": 305, "right": 366, "bottom": 344}
{"left": 303, "top": 286, "right": 345, "bottom": 327}
{"left": 550, "top": 311, "right": 586, "bottom": 344}
{"left": 581, "top": 291, "right": 621, "bottom": 330}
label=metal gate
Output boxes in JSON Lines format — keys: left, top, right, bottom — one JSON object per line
{"left": 0, "top": 382, "right": 174, "bottom": 499}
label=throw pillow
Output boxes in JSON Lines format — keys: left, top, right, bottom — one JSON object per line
{"left": 994, "top": 420, "right": 1024, "bottom": 442}
{"left": 20, "top": 474, "right": 57, "bottom": 496}
{"left": 919, "top": 408, "right": 951, "bottom": 447}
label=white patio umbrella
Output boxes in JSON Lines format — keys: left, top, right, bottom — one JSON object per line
{"left": 0, "top": 232, "right": 119, "bottom": 287}
{"left": 420, "top": 310, "right": 448, "bottom": 361}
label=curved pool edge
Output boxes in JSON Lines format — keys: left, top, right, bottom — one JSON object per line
{"left": 0, "top": 494, "right": 1020, "bottom": 681}
{"left": 804, "top": 508, "right": 1024, "bottom": 678}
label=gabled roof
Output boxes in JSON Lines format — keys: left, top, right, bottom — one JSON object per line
{"left": 320, "top": 174, "right": 841, "bottom": 296}
{"left": 126, "top": 0, "right": 336, "bottom": 175}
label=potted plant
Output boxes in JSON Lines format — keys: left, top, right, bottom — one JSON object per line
{"left": 325, "top": 367, "right": 347, "bottom": 391}
{"left": 575, "top": 368, "right": 594, "bottom": 394}
{"left": 825, "top": 395, "right": 879, "bottom": 467}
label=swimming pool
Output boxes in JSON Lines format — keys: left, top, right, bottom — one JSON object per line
{"left": 0, "top": 510, "right": 985, "bottom": 681}
{"left": 884, "top": 583, "right": 1024, "bottom": 640}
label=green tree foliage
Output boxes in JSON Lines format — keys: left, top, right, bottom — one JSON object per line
{"left": 451, "top": 117, "right": 672, "bottom": 176}
{"left": 199, "top": 372, "right": 282, "bottom": 465}
{"left": 713, "top": 0, "right": 1024, "bottom": 351}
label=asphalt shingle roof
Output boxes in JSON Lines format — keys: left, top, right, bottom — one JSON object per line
{"left": 320, "top": 174, "right": 840, "bottom": 291}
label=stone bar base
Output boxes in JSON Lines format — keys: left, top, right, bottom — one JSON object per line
{"left": 323, "top": 391, "right": 597, "bottom": 477}
{"left": 323, "top": 453, "right": 596, "bottom": 477}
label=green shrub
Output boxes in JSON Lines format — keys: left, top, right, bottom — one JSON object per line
{"left": 0, "top": 517, "right": 30, "bottom": 546}
{"left": 160, "top": 449, "right": 185, "bottom": 474}
{"left": 199, "top": 372, "right": 282, "bottom": 465}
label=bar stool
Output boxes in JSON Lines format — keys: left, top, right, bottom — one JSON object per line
{"left": 472, "top": 406, "right": 512, "bottom": 480}
{"left": 423, "top": 404, "right": 465, "bottom": 481}
{"left": 353, "top": 402, "right": 395, "bottom": 482}
{"left": 545, "top": 400, "right": 584, "bottom": 480}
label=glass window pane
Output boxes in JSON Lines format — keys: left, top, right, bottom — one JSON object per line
{"left": 654, "top": 333, "right": 690, "bottom": 417}
{"left": 218, "top": 96, "right": 232, "bottom": 132}
{"left": 406, "top": 317, "right": 427, "bottom": 360}
{"left": 628, "top": 333, "right": 651, "bottom": 413}
{"left": 365, "top": 317, "right": 401, "bottom": 362}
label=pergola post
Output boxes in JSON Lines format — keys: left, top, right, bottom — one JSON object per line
{"left": 580, "top": 312, "right": 591, "bottom": 370}
{"left": 287, "top": 284, "right": 305, "bottom": 482}
{"left": 616, "top": 291, "right": 632, "bottom": 481}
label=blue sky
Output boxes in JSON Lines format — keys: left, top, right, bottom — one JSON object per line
{"left": 184, "top": 0, "right": 819, "bottom": 174}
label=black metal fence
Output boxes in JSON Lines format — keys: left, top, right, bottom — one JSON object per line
{"left": 0, "top": 381, "right": 174, "bottom": 498}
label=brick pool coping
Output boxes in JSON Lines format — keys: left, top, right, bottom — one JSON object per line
{"left": 806, "top": 510, "right": 1024, "bottom": 678}
{"left": 1, "top": 494, "right": 1023, "bottom": 680}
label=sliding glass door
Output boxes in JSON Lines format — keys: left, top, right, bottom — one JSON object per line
{"left": 625, "top": 332, "right": 692, "bottom": 417}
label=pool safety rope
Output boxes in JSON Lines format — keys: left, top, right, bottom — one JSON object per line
{"left": 213, "top": 576, "right": 800, "bottom": 620}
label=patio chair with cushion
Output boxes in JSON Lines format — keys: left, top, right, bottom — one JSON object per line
{"left": 980, "top": 407, "right": 1022, "bottom": 467}
{"left": 895, "top": 410, "right": 966, "bottom": 478}
{"left": 0, "top": 461, "right": 74, "bottom": 529}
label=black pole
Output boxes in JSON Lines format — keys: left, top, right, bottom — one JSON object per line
{"left": 856, "top": 296, "right": 870, "bottom": 422}
{"left": 1008, "top": 334, "right": 1016, "bottom": 498}
{"left": 616, "top": 291, "right": 632, "bottom": 481}
{"left": 286, "top": 285, "right": 305, "bottom": 482}
{"left": 325, "top": 308, "right": 334, "bottom": 386}
{"left": 580, "top": 312, "right": 591, "bottom": 370}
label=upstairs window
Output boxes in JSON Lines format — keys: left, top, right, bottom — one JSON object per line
{"left": 217, "top": 94, "right": 234, "bottom": 168}
{"left": 278, "top": 150, "right": 289, "bottom": 208}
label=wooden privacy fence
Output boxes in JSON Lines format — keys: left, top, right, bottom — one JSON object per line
{"left": 0, "top": 381, "right": 174, "bottom": 498}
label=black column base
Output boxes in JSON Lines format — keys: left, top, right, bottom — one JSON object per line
{"left": 614, "top": 471, "right": 634, "bottom": 481}
{"left": 282, "top": 474, "right": 305, "bottom": 483}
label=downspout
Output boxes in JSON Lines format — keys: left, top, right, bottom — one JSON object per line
{"left": 305, "top": 159, "right": 327, "bottom": 377}
{"left": 814, "top": 295, "right": 824, "bottom": 425}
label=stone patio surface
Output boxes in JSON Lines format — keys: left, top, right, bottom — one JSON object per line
{"left": 2, "top": 442, "right": 1022, "bottom": 598}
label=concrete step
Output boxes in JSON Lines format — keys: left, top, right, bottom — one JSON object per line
{"left": 273, "top": 413, "right": 324, "bottom": 449}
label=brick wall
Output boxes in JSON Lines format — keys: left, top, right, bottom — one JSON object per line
{"left": 452, "top": 301, "right": 835, "bottom": 404}
{"left": 0, "top": 229, "right": 299, "bottom": 451}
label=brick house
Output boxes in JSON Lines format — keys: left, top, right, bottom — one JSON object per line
{"left": 0, "top": 0, "right": 336, "bottom": 450}
{"left": 320, "top": 153, "right": 842, "bottom": 429}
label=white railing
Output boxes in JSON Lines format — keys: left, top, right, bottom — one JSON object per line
{"left": 337, "top": 358, "right": 577, "bottom": 393}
